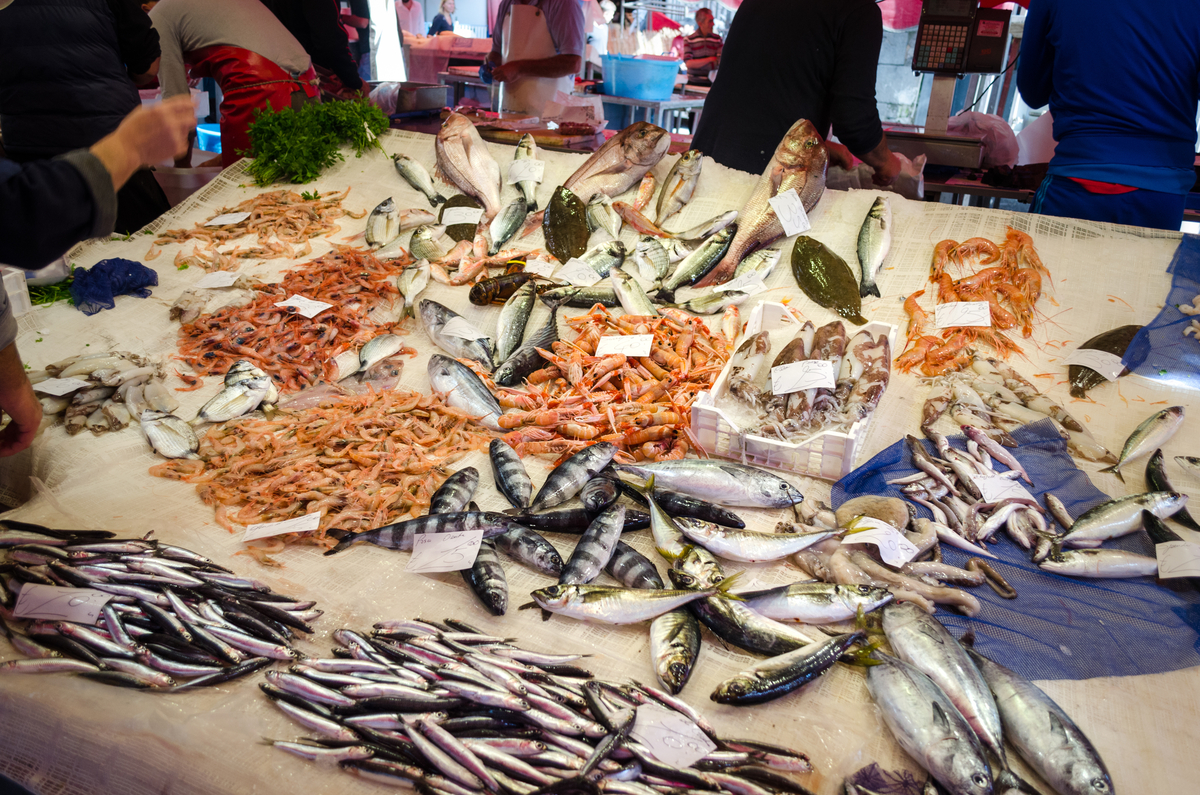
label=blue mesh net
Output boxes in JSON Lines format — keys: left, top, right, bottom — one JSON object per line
{"left": 69, "top": 257, "right": 159, "bottom": 316}
{"left": 1121, "top": 234, "right": 1200, "bottom": 388}
{"left": 833, "top": 419, "right": 1200, "bottom": 681}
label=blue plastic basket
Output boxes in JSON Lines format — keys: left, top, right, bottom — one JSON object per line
{"left": 601, "top": 55, "right": 682, "bottom": 101}
{"left": 196, "top": 123, "right": 221, "bottom": 154}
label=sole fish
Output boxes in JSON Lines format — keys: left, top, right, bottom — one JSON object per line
{"left": 791, "top": 235, "right": 868, "bottom": 325}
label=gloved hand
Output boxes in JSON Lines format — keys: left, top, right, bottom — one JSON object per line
{"left": 479, "top": 61, "right": 494, "bottom": 84}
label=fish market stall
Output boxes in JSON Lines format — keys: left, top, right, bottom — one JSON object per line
{"left": 1, "top": 125, "right": 1199, "bottom": 795}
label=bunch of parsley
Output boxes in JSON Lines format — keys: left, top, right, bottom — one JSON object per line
{"left": 242, "top": 98, "right": 389, "bottom": 186}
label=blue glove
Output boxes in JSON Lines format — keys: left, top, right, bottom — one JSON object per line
{"left": 479, "top": 61, "right": 494, "bottom": 84}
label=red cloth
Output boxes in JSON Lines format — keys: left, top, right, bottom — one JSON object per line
{"left": 186, "top": 45, "right": 319, "bottom": 167}
{"left": 1068, "top": 177, "right": 1139, "bottom": 195}
{"left": 650, "top": 11, "right": 681, "bottom": 31}
{"left": 879, "top": 0, "right": 1028, "bottom": 32}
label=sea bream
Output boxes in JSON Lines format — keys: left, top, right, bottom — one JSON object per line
{"left": 419, "top": 299, "right": 495, "bottom": 371}
{"left": 434, "top": 112, "right": 502, "bottom": 220}
{"left": 512, "top": 133, "right": 540, "bottom": 211}
{"left": 655, "top": 149, "right": 704, "bottom": 227}
{"left": 563, "top": 121, "right": 671, "bottom": 204}
{"left": 427, "top": 354, "right": 503, "bottom": 431}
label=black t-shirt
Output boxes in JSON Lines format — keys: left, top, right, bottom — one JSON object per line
{"left": 261, "top": 0, "right": 364, "bottom": 89}
{"left": 692, "top": 0, "right": 885, "bottom": 175}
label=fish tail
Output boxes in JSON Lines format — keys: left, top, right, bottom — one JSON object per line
{"left": 654, "top": 289, "right": 675, "bottom": 304}
{"left": 432, "top": 193, "right": 447, "bottom": 206}
{"left": 842, "top": 644, "right": 883, "bottom": 667}
{"left": 528, "top": 201, "right": 538, "bottom": 213}
{"left": 323, "top": 532, "right": 366, "bottom": 556}
{"left": 1098, "top": 463, "right": 1124, "bottom": 482}
{"left": 860, "top": 283, "right": 880, "bottom": 299}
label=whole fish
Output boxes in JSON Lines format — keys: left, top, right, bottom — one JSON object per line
{"left": 461, "top": 540, "right": 508, "bottom": 616}
{"left": 731, "top": 247, "right": 782, "bottom": 282}
{"left": 791, "top": 236, "right": 868, "bottom": 325}
{"left": 529, "top": 582, "right": 727, "bottom": 624}
{"left": 490, "top": 438, "right": 533, "bottom": 509}
{"left": 434, "top": 112, "right": 502, "bottom": 220}
{"left": 882, "top": 602, "right": 1006, "bottom": 766}
{"left": 675, "top": 210, "right": 738, "bottom": 243}
{"left": 393, "top": 154, "right": 447, "bottom": 207}
{"left": 856, "top": 196, "right": 891, "bottom": 298}
{"left": 429, "top": 468, "right": 480, "bottom": 514}
{"left": 1145, "top": 448, "right": 1200, "bottom": 531}
{"left": 419, "top": 299, "right": 495, "bottom": 371}
{"left": 615, "top": 460, "right": 804, "bottom": 509}
{"left": 1140, "top": 510, "right": 1200, "bottom": 589}
{"left": 698, "top": 119, "right": 828, "bottom": 286}
{"left": 543, "top": 186, "right": 590, "bottom": 264}
{"left": 325, "top": 511, "right": 522, "bottom": 554}
{"left": 1176, "top": 455, "right": 1200, "bottom": 475}
{"left": 493, "top": 298, "right": 565, "bottom": 387}
{"left": 625, "top": 475, "right": 687, "bottom": 559}
{"left": 359, "top": 334, "right": 406, "bottom": 371}
{"left": 427, "top": 354, "right": 503, "bottom": 431}
{"left": 493, "top": 526, "right": 563, "bottom": 577}
{"left": 657, "top": 224, "right": 737, "bottom": 303}
{"left": 712, "top": 632, "right": 864, "bottom": 706}
{"left": 606, "top": 540, "right": 664, "bottom": 589}
{"left": 632, "top": 235, "right": 671, "bottom": 285}
{"left": 677, "top": 518, "right": 835, "bottom": 563}
{"left": 489, "top": 197, "right": 528, "bottom": 255}
{"left": 656, "top": 150, "right": 703, "bottom": 226}
{"left": 562, "top": 121, "right": 670, "bottom": 205}
{"left": 1061, "top": 491, "right": 1187, "bottom": 548}
{"left": 1100, "top": 406, "right": 1185, "bottom": 482}
{"left": 397, "top": 261, "right": 431, "bottom": 318}
{"left": 633, "top": 172, "right": 656, "bottom": 212}
{"left": 609, "top": 267, "right": 657, "bottom": 317}
{"left": 530, "top": 442, "right": 618, "bottom": 512}
{"left": 650, "top": 607, "right": 702, "bottom": 695}
{"left": 559, "top": 504, "right": 626, "bottom": 585}
{"left": 141, "top": 410, "right": 199, "bottom": 459}
{"left": 511, "top": 506, "right": 649, "bottom": 533}
{"left": 365, "top": 197, "right": 402, "bottom": 248}
{"left": 736, "top": 582, "right": 892, "bottom": 623}
{"left": 580, "top": 475, "right": 620, "bottom": 513}
{"left": 662, "top": 290, "right": 753, "bottom": 316}
{"left": 540, "top": 284, "right": 620, "bottom": 308}
{"left": 410, "top": 224, "right": 456, "bottom": 261}
{"left": 513, "top": 133, "right": 540, "bottom": 212}
{"left": 866, "top": 654, "right": 993, "bottom": 795}
{"left": 576, "top": 239, "right": 627, "bottom": 278}
{"left": 495, "top": 281, "right": 537, "bottom": 366}
{"left": 1040, "top": 548, "right": 1159, "bottom": 578}
{"left": 968, "top": 648, "right": 1113, "bottom": 795}
{"left": 586, "top": 194, "right": 622, "bottom": 238}
{"left": 1068, "top": 324, "right": 1141, "bottom": 398}
{"left": 614, "top": 480, "right": 745, "bottom": 528}
{"left": 196, "top": 376, "right": 269, "bottom": 423}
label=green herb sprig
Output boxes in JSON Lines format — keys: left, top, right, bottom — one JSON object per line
{"left": 242, "top": 98, "right": 389, "bottom": 186}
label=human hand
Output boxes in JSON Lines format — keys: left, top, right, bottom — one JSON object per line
{"left": 0, "top": 345, "right": 42, "bottom": 458}
{"left": 114, "top": 95, "right": 196, "bottom": 165}
{"left": 825, "top": 141, "right": 854, "bottom": 171}
{"left": 872, "top": 150, "right": 902, "bottom": 187}
{"left": 491, "top": 62, "right": 522, "bottom": 83}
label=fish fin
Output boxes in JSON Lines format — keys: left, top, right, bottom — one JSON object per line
{"left": 713, "top": 570, "right": 744, "bottom": 598}
{"left": 1098, "top": 463, "right": 1124, "bottom": 482}
{"left": 323, "top": 534, "right": 363, "bottom": 556}
{"left": 1047, "top": 712, "right": 1072, "bottom": 746}
{"left": 517, "top": 601, "right": 540, "bottom": 611}
{"left": 960, "top": 626, "right": 976, "bottom": 648}
{"left": 654, "top": 289, "right": 675, "bottom": 304}
{"left": 859, "top": 283, "right": 881, "bottom": 299}
{"left": 840, "top": 645, "right": 883, "bottom": 667}
{"left": 930, "top": 701, "right": 952, "bottom": 731}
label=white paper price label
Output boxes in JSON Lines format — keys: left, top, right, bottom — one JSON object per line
{"left": 194, "top": 271, "right": 242, "bottom": 289}
{"left": 523, "top": 258, "right": 558, "bottom": 279}
{"left": 844, "top": 517, "right": 920, "bottom": 567}
{"left": 935, "top": 301, "right": 992, "bottom": 328}
{"left": 595, "top": 334, "right": 653, "bottom": 357}
{"left": 557, "top": 258, "right": 602, "bottom": 287}
{"left": 442, "top": 316, "right": 491, "bottom": 340}
{"left": 406, "top": 529, "right": 484, "bottom": 573}
{"left": 14, "top": 584, "right": 112, "bottom": 624}
{"left": 275, "top": 295, "right": 333, "bottom": 318}
{"left": 714, "top": 270, "right": 767, "bottom": 295}
{"left": 507, "top": 159, "right": 545, "bottom": 185}
{"left": 629, "top": 703, "right": 716, "bottom": 768}
{"left": 205, "top": 211, "right": 251, "bottom": 227}
{"left": 441, "top": 206, "right": 484, "bottom": 226}
{"left": 771, "top": 360, "right": 835, "bottom": 395}
{"left": 33, "top": 377, "right": 91, "bottom": 396}
{"left": 1156, "top": 541, "right": 1200, "bottom": 579}
{"left": 972, "top": 474, "right": 1035, "bottom": 503}
{"left": 244, "top": 512, "right": 322, "bottom": 542}
{"left": 767, "top": 188, "right": 811, "bottom": 237}
{"left": 1063, "top": 347, "right": 1126, "bottom": 382}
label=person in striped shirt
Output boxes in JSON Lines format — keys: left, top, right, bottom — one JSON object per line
{"left": 682, "top": 8, "right": 721, "bottom": 86}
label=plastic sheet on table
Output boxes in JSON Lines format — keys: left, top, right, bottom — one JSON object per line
{"left": 833, "top": 419, "right": 1200, "bottom": 681}
{"left": 1122, "top": 234, "right": 1200, "bottom": 389}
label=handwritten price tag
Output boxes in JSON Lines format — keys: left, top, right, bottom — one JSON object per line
{"left": 275, "top": 295, "right": 333, "bottom": 318}
{"left": 441, "top": 206, "right": 484, "bottom": 226}
{"left": 935, "top": 301, "right": 991, "bottom": 328}
{"left": 629, "top": 703, "right": 716, "bottom": 768}
{"left": 407, "top": 529, "right": 484, "bottom": 573}
{"left": 767, "top": 188, "right": 811, "bottom": 237}
{"left": 523, "top": 258, "right": 558, "bottom": 279}
{"left": 507, "top": 159, "right": 545, "bottom": 185}
{"left": 33, "top": 377, "right": 91, "bottom": 396}
{"left": 595, "top": 334, "right": 653, "bottom": 357}
{"left": 844, "top": 517, "right": 920, "bottom": 567}
{"left": 714, "top": 270, "right": 766, "bottom": 295}
{"left": 973, "top": 475, "right": 1035, "bottom": 503}
{"left": 205, "top": 211, "right": 251, "bottom": 227}
{"left": 557, "top": 258, "right": 603, "bottom": 287}
{"left": 442, "top": 316, "right": 492, "bottom": 340}
{"left": 771, "top": 360, "right": 835, "bottom": 395}
{"left": 1156, "top": 541, "right": 1200, "bottom": 579}
{"left": 1063, "top": 347, "right": 1126, "bottom": 382}
{"left": 244, "top": 512, "right": 321, "bottom": 542}
{"left": 14, "top": 585, "right": 112, "bottom": 624}
{"left": 194, "top": 271, "right": 241, "bottom": 289}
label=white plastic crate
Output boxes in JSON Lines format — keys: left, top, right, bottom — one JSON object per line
{"left": 1, "top": 267, "right": 32, "bottom": 318}
{"left": 691, "top": 301, "right": 897, "bottom": 482}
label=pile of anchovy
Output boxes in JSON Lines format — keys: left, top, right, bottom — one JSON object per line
{"left": 261, "top": 616, "right": 817, "bottom": 795}
{"left": 0, "top": 520, "right": 320, "bottom": 689}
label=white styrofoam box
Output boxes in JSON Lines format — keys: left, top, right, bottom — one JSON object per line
{"left": 1, "top": 267, "right": 33, "bottom": 318}
{"left": 691, "top": 301, "right": 897, "bottom": 482}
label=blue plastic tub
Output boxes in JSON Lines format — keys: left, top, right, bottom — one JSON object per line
{"left": 601, "top": 55, "right": 682, "bottom": 102}
{"left": 196, "top": 123, "right": 221, "bottom": 154}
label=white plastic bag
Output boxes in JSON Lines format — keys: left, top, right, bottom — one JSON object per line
{"left": 369, "top": 82, "right": 401, "bottom": 116}
{"left": 826, "top": 152, "right": 926, "bottom": 201}
{"left": 948, "top": 111, "right": 1019, "bottom": 168}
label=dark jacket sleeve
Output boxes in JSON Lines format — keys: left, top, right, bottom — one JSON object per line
{"left": 1016, "top": 0, "right": 1053, "bottom": 109}
{"left": 828, "top": 2, "right": 886, "bottom": 158}
{"left": 105, "top": 0, "right": 161, "bottom": 77}
{"left": 302, "top": 0, "right": 365, "bottom": 90}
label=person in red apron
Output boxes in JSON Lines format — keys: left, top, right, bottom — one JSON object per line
{"left": 483, "top": 0, "right": 586, "bottom": 117}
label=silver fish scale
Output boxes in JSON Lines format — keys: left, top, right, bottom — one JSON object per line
{"left": 489, "top": 439, "right": 533, "bottom": 509}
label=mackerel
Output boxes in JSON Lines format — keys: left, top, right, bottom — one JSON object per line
{"left": 1060, "top": 491, "right": 1187, "bottom": 548}
{"left": 656, "top": 225, "right": 736, "bottom": 302}
{"left": 614, "top": 459, "right": 804, "bottom": 509}
{"left": 429, "top": 468, "right": 480, "bottom": 514}
{"left": 490, "top": 438, "right": 533, "bottom": 509}
{"left": 649, "top": 607, "right": 702, "bottom": 695}
{"left": 605, "top": 541, "right": 664, "bottom": 590}
{"left": 529, "top": 583, "right": 729, "bottom": 624}
{"left": 711, "top": 632, "right": 864, "bottom": 706}
{"left": 736, "top": 582, "right": 892, "bottom": 623}
{"left": 676, "top": 518, "right": 835, "bottom": 563}
{"left": 1144, "top": 448, "right": 1200, "bottom": 531}
{"left": 560, "top": 505, "right": 626, "bottom": 585}
{"left": 461, "top": 541, "right": 508, "bottom": 616}
{"left": 495, "top": 280, "right": 537, "bottom": 366}
{"left": 1100, "top": 406, "right": 1184, "bottom": 482}
{"left": 1040, "top": 548, "right": 1159, "bottom": 578}
{"left": 493, "top": 526, "right": 563, "bottom": 577}
{"left": 529, "top": 442, "right": 618, "bottom": 512}
{"left": 494, "top": 298, "right": 564, "bottom": 387}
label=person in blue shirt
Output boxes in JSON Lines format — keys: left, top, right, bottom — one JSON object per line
{"left": 1017, "top": 0, "right": 1200, "bottom": 230}
{"left": 428, "top": 0, "right": 454, "bottom": 35}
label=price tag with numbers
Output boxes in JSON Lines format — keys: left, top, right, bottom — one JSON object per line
{"left": 843, "top": 517, "right": 920, "bottom": 567}
{"left": 557, "top": 258, "right": 603, "bottom": 287}
{"left": 507, "top": 159, "right": 545, "bottom": 185}
{"left": 442, "top": 206, "right": 484, "bottom": 226}
{"left": 14, "top": 584, "right": 113, "bottom": 624}
{"left": 595, "top": 334, "right": 653, "bottom": 357}
{"left": 771, "top": 360, "right": 835, "bottom": 395}
{"left": 1156, "top": 541, "right": 1200, "bottom": 579}
{"left": 441, "top": 317, "right": 492, "bottom": 340}
{"left": 629, "top": 703, "right": 717, "bottom": 768}
{"left": 972, "top": 474, "right": 1035, "bottom": 504}
{"left": 767, "top": 188, "right": 811, "bottom": 237}
{"left": 275, "top": 295, "right": 333, "bottom": 318}
{"left": 194, "top": 271, "right": 242, "bottom": 289}
{"left": 244, "top": 512, "right": 321, "bottom": 542}
{"left": 1063, "top": 347, "right": 1126, "bottom": 382}
{"left": 714, "top": 271, "right": 766, "bottom": 295}
{"left": 205, "top": 211, "right": 251, "bottom": 227}
{"left": 406, "top": 529, "right": 484, "bottom": 573}
{"left": 935, "top": 301, "right": 991, "bottom": 328}
{"left": 523, "top": 258, "right": 558, "bottom": 279}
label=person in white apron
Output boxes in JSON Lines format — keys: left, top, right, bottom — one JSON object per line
{"left": 484, "top": 0, "right": 586, "bottom": 116}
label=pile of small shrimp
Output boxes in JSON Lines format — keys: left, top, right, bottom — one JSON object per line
{"left": 897, "top": 226, "right": 1051, "bottom": 376}
{"left": 487, "top": 304, "right": 738, "bottom": 463}
{"left": 147, "top": 188, "right": 366, "bottom": 271}
{"left": 176, "top": 247, "right": 413, "bottom": 393}
{"left": 149, "top": 389, "right": 492, "bottom": 555}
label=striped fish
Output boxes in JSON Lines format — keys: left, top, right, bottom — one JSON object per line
{"left": 489, "top": 438, "right": 532, "bottom": 509}
{"left": 429, "top": 468, "right": 479, "bottom": 514}
{"left": 559, "top": 505, "right": 626, "bottom": 585}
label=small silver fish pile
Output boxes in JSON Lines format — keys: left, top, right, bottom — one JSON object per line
{"left": 260, "top": 615, "right": 817, "bottom": 791}
{"left": 27, "top": 350, "right": 167, "bottom": 436}
{"left": 0, "top": 520, "right": 321, "bottom": 689}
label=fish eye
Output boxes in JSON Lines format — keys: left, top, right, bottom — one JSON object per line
{"left": 543, "top": 586, "right": 562, "bottom": 597}
{"left": 971, "top": 774, "right": 988, "bottom": 787}
{"left": 805, "top": 140, "right": 817, "bottom": 148}
{"left": 1091, "top": 780, "right": 1109, "bottom": 792}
